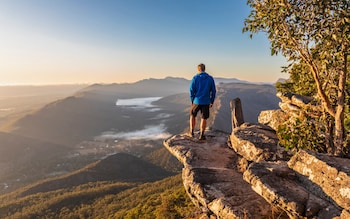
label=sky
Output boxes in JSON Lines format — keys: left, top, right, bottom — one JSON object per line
{"left": 0, "top": 0, "right": 288, "bottom": 85}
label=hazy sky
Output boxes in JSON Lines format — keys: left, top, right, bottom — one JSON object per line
{"left": 0, "top": 0, "right": 287, "bottom": 85}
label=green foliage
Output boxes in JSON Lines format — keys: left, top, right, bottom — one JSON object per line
{"left": 121, "top": 187, "right": 194, "bottom": 219}
{"left": 0, "top": 174, "right": 198, "bottom": 219}
{"left": 110, "top": 175, "right": 197, "bottom": 219}
{"left": 277, "top": 112, "right": 327, "bottom": 153}
{"left": 275, "top": 61, "right": 329, "bottom": 153}
{"left": 276, "top": 61, "right": 316, "bottom": 96}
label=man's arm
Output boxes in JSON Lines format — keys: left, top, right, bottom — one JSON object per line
{"left": 189, "top": 77, "right": 196, "bottom": 103}
{"left": 210, "top": 77, "right": 216, "bottom": 104}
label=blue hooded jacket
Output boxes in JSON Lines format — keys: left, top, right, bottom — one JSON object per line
{"left": 189, "top": 72, "right": 216, "bottom": 105}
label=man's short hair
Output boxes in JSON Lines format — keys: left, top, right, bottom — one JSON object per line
{"left": 198, "top": 63, "right": 205, "bottom": 72}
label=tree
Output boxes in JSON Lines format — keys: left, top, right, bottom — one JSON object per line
{"left": 243, "top": 0, "right": 350, "bottom": 155}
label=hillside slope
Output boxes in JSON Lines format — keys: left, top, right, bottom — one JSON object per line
{"left": 13, "top": 153, "right": 173, "bottom": 198}
{"left": 0, "top": 132, "right": 70, "bottom": 189}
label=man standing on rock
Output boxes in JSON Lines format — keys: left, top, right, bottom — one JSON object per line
{"left": 189, "top": 63, "right": 216, "bottom": 140}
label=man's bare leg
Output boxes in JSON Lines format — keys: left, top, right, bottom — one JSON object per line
{"left": 199, "top": 119, "right": 206, "bottom": 139}
{"left": 190, "top": 115, "right": 196, "bottom": 137}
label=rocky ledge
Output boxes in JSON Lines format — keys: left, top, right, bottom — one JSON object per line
{"left": 164, "top": 129, "right": 281, "bottom": 218}
{"left": 163, "top": 125, "right": 350, "bottom": 218}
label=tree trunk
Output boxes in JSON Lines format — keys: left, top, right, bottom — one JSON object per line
{"left": 334, "top": 110, "right": 345, "bottom": 155}
{"left": 334, "top": 49, "right": 348, "bottom": 156}
{"left": 324, "top": 112, "right": 334, "bottom": 154}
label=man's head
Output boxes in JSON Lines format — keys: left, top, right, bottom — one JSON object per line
{"left": 197, "top": 63, "right": 205, "bottom": 72}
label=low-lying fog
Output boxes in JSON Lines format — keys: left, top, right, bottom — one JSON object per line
{"left": 116, "top": 97, "right": 163, "bottom": 112}
{"left": 105, "top": 97, "right": 172, "bottom": 140}
{"left": 97, "top": 124, "right": 171, "bottom": 140}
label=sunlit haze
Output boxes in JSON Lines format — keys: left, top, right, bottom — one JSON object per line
{"left": 0, "top": 0, "right": 287, "bottom": 85}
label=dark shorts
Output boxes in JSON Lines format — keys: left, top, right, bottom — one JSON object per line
{"left": 191, "top": 104, "right": 210, "bottom": 119}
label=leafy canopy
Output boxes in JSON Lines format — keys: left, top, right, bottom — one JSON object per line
{"left": 244, "top": 0, "right": 349, "bottom": 155}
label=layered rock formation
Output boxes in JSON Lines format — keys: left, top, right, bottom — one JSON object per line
{"left": 164, "top": 130, "right": 287, "bottom": 218}
{"left": 163, "top": 92, "right": 350, "bottom": 218}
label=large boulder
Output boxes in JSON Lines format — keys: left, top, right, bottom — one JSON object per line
{"left": 258, "top": 109, "right": 288, "bottom": 131}
{"left": 230, "top": 123, "right": 290, "bottom": 162}
{"left": 244, "top": 161, "right": 342, "bottom": 218}
{"left": 288, "top": 150, "right": 350, "bottom": 211}
{"left": 258, "top": 92, "right": 317, "bottom": 131}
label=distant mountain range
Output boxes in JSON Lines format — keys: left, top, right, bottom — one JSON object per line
{"left": 8, "top": 77, "right": 279, "bottom": 145}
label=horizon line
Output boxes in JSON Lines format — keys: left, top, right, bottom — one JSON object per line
{"left": 0, "top": 76, "right": 284, "bottom": 87}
